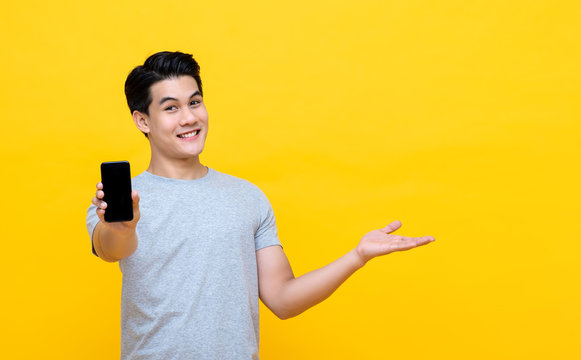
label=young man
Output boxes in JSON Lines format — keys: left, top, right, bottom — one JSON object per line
{"left": 86, "top": 51, "right": 435, "bottom": 360}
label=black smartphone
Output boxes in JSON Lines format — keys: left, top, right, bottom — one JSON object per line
{"left": 100, "top": 161, "right": 134, "bottom": 222}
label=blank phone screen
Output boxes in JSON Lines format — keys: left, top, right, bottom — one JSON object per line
{"left": 101, "top": 161, "right": 133, "bottom": 222}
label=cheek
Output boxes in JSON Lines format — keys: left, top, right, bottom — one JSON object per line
{"left": 198, "top": 106, "right": 209, "bottom": 121}
{"left": 150, "top": 120, "right": 175, "bottom": 140}
{"left": 154, "top": 118, "right": 173, "bottom": 132}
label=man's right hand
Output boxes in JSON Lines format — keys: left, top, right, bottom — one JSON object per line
{"left": 91, "top": 182, "right": 141, "bottom": 261}
{"left": 92, "top": 182, "right": 141, "bottom": 231}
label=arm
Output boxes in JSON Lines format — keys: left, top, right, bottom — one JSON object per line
{"left": 257, "top": 245, "right": 364, "bottom": 319}
{"left": 91, "top": 182, "right": 141, "bottom": 262}
{"left": 92, "top": 221, "right": 138, "bottom": 263}
{"left": 256, "top": 220, "right": 435, "bottom": 319}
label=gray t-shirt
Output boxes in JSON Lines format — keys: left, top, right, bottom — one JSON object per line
{"left": 86, "top": 167, "right": 282, "bottom": 360}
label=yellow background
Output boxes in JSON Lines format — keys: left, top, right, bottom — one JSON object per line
{"left": 1, "top": 1, "right": 579, "bottom": 359}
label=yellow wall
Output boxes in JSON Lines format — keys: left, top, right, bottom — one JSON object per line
{"left": 1, "top": 1, "right": 579, "bottom": 358}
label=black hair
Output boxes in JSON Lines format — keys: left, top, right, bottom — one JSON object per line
{"left": 124, "top": 51, "right": 203, "bottom": 138}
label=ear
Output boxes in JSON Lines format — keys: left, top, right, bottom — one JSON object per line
{"left": 132, "top": 110, "right": 151, "bottom": 136}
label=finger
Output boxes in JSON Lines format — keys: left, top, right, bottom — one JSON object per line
{"left": 405, "top": 236, "right": 435, "bottom": 245}
{"left": 132, "top": 190, "right": 141, "bottom": 220}
{"left": 132, "top": 190, "right": 140, "bottom": 208}
{"left": 415, "top": 236, "right": 435, "bottom": 246}
{"left": 95, "top": 204, "right": 105, "bottom": 223}
{"left": 95, "top": 190, "right": 104, "bottom": 199}
{"left": 381, "top": 220, "right": 402, "bottom": 234}
{"left": 91, "top": 196, "right": 100, "bottom": 207}
{"left": 394, "top": 236, "right": 435, "bottom": 251}
{"left": 96, "top": 182, "right": 103, "bottom": 190}
{"left": 91, "top": 194, "right": 107, "bottom": 208}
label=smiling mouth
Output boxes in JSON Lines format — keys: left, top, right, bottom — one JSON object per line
{"left": 177, "top": 129, "right": 200, "bottom": 138}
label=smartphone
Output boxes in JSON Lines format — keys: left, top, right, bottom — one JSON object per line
{"left": 100, "top": 161, "right": 133, "bottom": 222}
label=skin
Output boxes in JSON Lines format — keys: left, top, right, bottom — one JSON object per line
{"left": 133, "top": 75, "right": 209, "bottom": 180}
{"left": 92, "top": 75, "right": 436, "bottom": 317}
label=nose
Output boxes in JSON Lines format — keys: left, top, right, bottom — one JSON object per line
{"left": 179, "top": 106, "right": 197, "bottom": 126}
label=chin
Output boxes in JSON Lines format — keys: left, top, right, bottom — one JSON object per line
{"left": 184, "top": 147, "right": 205, "bottom": 158}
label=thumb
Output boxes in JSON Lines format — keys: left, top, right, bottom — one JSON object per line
{"left": 381, "top": 220, "right": 402, "bottom": 234}
{"left": 132, "top": 190, "right": 141, "bottom": 215}
{"left": 96, "top": 207, "right": 106, "bottom": 224}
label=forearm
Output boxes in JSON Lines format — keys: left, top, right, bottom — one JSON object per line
{"left": 278, "top": 249, "right": 365, "bottom": 319}
{"left": 93, "top": 222, "right": 138, "bottom": 262}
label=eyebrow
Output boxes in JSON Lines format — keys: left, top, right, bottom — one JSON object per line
{"left": 159, "top": 91, "right": 202, "bottom": 105}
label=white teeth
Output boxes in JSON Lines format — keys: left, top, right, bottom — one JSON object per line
{"left": 178, "top": 130, "right": 200, "bottom": 138}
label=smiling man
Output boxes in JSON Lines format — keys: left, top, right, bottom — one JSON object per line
{"left": 86, "top": 51, "right": 435, "bottom": 360}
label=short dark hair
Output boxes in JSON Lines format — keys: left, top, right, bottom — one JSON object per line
{"left": 124, "top": 51, "right": 203, "bottom": 138}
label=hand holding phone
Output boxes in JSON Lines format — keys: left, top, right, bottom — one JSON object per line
{"left": 92, "top": 161, "right": 140, "bottom": 228}
{"left": 100, "top": 161, "right": 134, "bottom": 222}
{"left": 91, "top": 161, "right": 141, "bottom": 259}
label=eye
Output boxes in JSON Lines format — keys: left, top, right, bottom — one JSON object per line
{"left": 190, "top": 100, "right": 201, "bottom": 106}
{"left": 165, "top": 105, "right": 177, "bottom": 111}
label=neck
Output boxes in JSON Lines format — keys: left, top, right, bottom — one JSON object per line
{"left": 147, "top": 156, "right": 207, "bottom": 180}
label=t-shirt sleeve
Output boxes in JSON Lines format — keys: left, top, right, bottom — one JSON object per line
{"left": 254, "top": 188, "right": 282, "bottom": 251}
{"left": 86, "top": 203, "right": 100, "bottom": 257}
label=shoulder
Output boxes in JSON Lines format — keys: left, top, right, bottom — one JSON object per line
{"left": 211, "top": 168, "right": 269, "bottom": 200}
{"left": 130, "top": 171, "right": 150, "bottom": 186}
{"left": 211, "top": 168, "right": 257, "bottom": 189}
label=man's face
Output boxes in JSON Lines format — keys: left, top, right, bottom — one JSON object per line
{"left": 140, "top": 75, "right": 208, "bottom": 161}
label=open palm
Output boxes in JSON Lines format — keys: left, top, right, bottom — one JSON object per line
{"left": 355, "top": 220, "right": 435, "bottom": 265}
